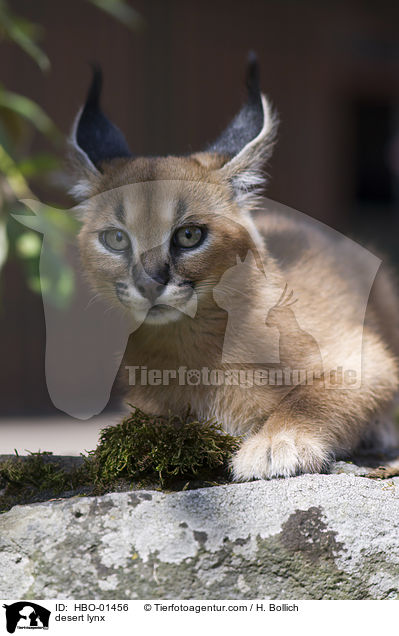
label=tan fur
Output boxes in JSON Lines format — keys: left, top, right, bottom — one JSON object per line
{"left": 73, "top": 100, "right": 399, "bottom": 481}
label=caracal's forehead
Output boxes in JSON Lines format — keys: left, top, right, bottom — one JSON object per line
{"left": 84, "top": 177, "right": 233, "bottom": 253}
{"left": 122, "top": 181, "right": 180, "bottom": 249}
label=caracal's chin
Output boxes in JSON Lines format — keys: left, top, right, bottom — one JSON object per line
{"left": 144, "top": 304, "right": 187, "bottom": 325}
{"left": 144, "top": 293, "right": 198, "bottom": 325}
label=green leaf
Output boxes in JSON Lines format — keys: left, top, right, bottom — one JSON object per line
{"left": 0, "top": 216, "right": 8, "bottom": 272}
{"left": 17, "top": 154, "right": 60, "bottom": 178}
{"left": 0, "top": 106, "right": 28, "bottom": 149}
{"left": 12, "top": 200, "right": 80, "bottom": 307}
{"left": 87, "top": 0, "right": 144, "bottom": 30}
{"left": 0, "top": 144, "right": 32, "bottom": 198}
{"left": 15, "top": 231, "right": 42, "bottom": 259}
{"left": 0, "top": 2, "right": 50, "bottom": 71}
{"left": 0, "top": 86, "right": 59, "bottom": 140}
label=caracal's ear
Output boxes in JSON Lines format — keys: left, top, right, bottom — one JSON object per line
{"left": 68, "top": 66, "right": 132, "bottom": 200}
{"left": 204, "top": 52, "right": 278, "bottom": 208}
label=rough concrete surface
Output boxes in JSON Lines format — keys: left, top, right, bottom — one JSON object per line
{"left": 1, "top": 465, "right": 399, "bottom": 600}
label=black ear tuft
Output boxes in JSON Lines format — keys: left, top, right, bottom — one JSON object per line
{"left": 75, "top": 66, "right": 132, "bottom": 170}
{"left": 246, "top": 50, "right": 261, "bottom": 102}
{"left": 206, "top": 51, "right": 265, "bottom": 158}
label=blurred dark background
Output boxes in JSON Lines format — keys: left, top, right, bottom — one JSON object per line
{"left": 1, "top": 0, "right": 399, "bottom": 416}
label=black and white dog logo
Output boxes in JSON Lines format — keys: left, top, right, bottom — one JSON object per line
{"left": 3, "top": 602, "right": 50, "bottom": 633}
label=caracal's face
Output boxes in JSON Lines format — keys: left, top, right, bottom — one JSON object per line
{"left": 78, "top": 160, "right": 259, "bottom": 325}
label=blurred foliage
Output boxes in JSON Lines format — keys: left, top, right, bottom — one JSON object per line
{"left": 88, "top": 0, "right": 144, "bottom": 30}
{"left": 0, "top": 0, "right": 142, "bottom": 306}
{"left": 13, "top": 199, "right": 81, "bottom": 308}
{"left": 0, "top": 0, "right": 50, "bottom": 71}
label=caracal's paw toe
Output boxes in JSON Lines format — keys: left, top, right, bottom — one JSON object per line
{"left": 231, "top": 429, "right": 332, "bottom": 481}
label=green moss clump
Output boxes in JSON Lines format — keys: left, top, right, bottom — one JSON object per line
{"left": 0, "top": 451, "right": 64, "bottom": 490}
{"left": 0, "top": 451, "right": 89, "bottom": 512}
{"left": 0, "top": 407, "right": 240, "bottom": 511}
{"left": 85, "top": 407, "right": 240, "bottom": 491}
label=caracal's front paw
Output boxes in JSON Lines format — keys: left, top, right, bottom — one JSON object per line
{"left": 231, "top": 428, "right": 333, "bottom": 481}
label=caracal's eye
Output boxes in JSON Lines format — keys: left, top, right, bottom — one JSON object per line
{"left": 101, "top": 229, "right": 130, "bottom": 252}
{"left": 173, "top": 225, "right": 204, "bottom": 249}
